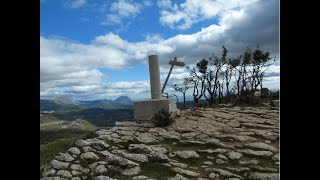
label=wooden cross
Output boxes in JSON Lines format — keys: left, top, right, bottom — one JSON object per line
{"left": 161, "top": 57, "right": 185, "bottom": 94}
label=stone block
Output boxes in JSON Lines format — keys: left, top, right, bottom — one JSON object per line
{"left": 134, "top": 99, "right": 177, "bottom": 121}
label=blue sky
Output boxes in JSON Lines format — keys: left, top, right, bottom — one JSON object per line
{"left": 40, "top": 0, "right": 279, "bottom": 101}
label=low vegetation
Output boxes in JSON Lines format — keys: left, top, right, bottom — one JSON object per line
{"left": 152, "top": 109, "right": 175, "bottom": 127}
{"left": 40, "top": 119, "right": 98, "bottom": 177}
{"left": 139, "top": 163, "right": 176, "bottom": 180}
{"left": 40, "top": 137, "right": 77, "bottom": 173}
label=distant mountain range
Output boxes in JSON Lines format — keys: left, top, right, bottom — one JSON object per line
{"left": 40, "top": 96, "right": 134, "bottom": 111}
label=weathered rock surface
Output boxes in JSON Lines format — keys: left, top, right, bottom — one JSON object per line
{"left": 173, "top": 167, "right": 200, "bottom": 177}
{"left": 168, "top": 173, "right": 189, "bottom": 180}
{"left": 244, "top": 142, "right": 278, "bottom": 152}
{"left": 237, "top": 149, "right": 273, "bottom": 157}
{"left": 226, "top": 151, "right": 243, "bottom": 160}
{"left": 248, "top": 172, "right": 279, "bottom": 180}
{"left": 175, "top": 150, "right": 200, "bottom": 159}
{"left": 41, "top": 106, "right": 279, "bottom": 179}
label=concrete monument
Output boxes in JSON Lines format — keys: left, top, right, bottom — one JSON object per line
{"left": 134, "top": 55, "right": 184, "bottom": 122}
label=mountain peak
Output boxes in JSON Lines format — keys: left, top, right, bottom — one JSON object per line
{"left": 113, "top": 96, "right": 133, "bottom": 104}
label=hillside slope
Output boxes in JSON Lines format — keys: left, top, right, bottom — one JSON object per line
{"left": 41, "top": 106, "right": 279, "bottom": 180}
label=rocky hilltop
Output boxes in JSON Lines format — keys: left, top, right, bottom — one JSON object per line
{"left": 41, "top": 106, "right": 279, "bottom": 180}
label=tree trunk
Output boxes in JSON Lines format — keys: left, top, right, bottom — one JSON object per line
{"left": 183, "top": 92, "right": 186, "bottom": 109}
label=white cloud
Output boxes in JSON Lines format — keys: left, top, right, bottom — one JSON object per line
{"left": 143, "top": 0, "right": 152, "bottom": 6}
{"left": 64, "top": 0, "right": 86, "bottom": 9}
{"left": 157, "top": 0, "right": 258, "bottom": 30}
{"left": 41, "top": 0, "right": 279, "bottom": 100}
{"left": 103, "top": 0, "right": 142, "bottom": 25}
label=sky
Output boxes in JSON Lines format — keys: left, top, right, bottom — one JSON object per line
{"left": 40, "top": 0, "right": 279, "bottom": 101}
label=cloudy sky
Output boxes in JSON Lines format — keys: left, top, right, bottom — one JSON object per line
{"left": 40, "top": 0, "right": 279, "bottom": 101}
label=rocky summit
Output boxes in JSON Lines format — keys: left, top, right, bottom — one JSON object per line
{"left": 41, "top": 106, "right": 279, "bottom": 180}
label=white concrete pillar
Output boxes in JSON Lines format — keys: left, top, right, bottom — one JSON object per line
{"left": 148, "top": 55, "right": 161, "bottom": 99}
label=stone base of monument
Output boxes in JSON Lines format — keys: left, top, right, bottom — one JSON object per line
{"left": 134, "top": 99, "right": 178, "bottom": 122}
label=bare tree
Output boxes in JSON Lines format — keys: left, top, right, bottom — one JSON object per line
{"left": 174, "top": 78, "right": 190, "bottom": 108}
{"left": 186, "top": 59, "right": 208, "bottom": 104}
{"left": 205, "top": 46, "right": 228, "bottom": 104}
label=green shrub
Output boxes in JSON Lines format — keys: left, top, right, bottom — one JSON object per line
{"left": 232, "top": 95, "right": 265, "bottom": 106}
{"left": 270, "top": 99, "right": 275, "bottom": 107}
{"left": 269, "top": 90, "right": 280, "bottom": 100}
{"left": 152, "top": 109, "right": 174, "bottom": 127}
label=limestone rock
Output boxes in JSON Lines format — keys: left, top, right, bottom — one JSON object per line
{"left": 56, "top": 170, "right": 72, "bottom": 178}
{"left": 75, "top": 139, "right": 109, "bottom": 150}
{"left": 55, "top": 152, "right": 74, "bottom": 162}
{"left": 122, "top": 166, "right": 141, "bottom": 176}
{"left": 50, "top": 159, "right": 69, "bottom": 169}
{"left": 197, "top": 149, "right": 215, "bottom": 154}
{"left": 212, "top": 112, "right": 234, "bottom": 120}
{"left": 168, "top": 173, "right": 189, "bottom": 180}
{"left": 203, "top": 161, "right": 213, "bottom": 165}
{"left": 70, "top": 164, "right": 90, "bottom": 173}
{"left": 82, "top": 146, "right": 97, "bottom": 152}
{"left": 217, "top": 154, "right": 228, "bottom": 161}
{"left": 272, "top": 153, "right": 279, "bottom": 161}
{"left": 181, "top": 132, "right": 200, "bottom": 139}
{"left": 136, "top": 133, "right": 159, "bottom": 144}
{"left": 41, "top": 177, "right": 61, "bottom": 180}
{"left": 95, "top": 165, "right": 108, "bottom": 174}
{"left": 95, "top": 175, "right": 116, "bottom": 180}
{"left": 237, "top": 149, "right": 273, "bottom": 157}
{"left": 239, "top": 160, "right": 259, "bottom": 165}
{"left": 216, "top": 159, "right": 227, "bottom": 164}
{"left": 71, "top": 177, "right": 82, "bottom": 180}
{"left": 42, "top": 168, "right": 56, "bottom": 176}
{"left": 71, "top": 170, "right": 82, "bottom": 176}
{"left": 68, "top": 147, "right": 81, "bottom": 155}
{"left": 253, "top": 130, "right": 278, "bottom": 140}
{"left": 95, "top": 129, "right": 113, "bottom": 136}
{"left": 150, "top": 145, "right": 168, "bottom": 154}
{"left": 175, "top": 150, "right": 200, "bottom": 159}
{"left": 170, "top": 162, "right": 189, "bottom": 168}
{"left": 110, "top": 133, "right": 120, "bottom": 139}
{"left": 226, "top": 120, "right": 240, "bottom": 128}
{"left": 117, "top": 130, "right": 136, "bottom": 136}
{"left": 225, "top": 167, "right": 250, "bottom": 172}
{"left": 128, "top": 144, "right": 152, "bottom": 154}
{"left": 133, "top": 176, "right": 148, "bottom": 180}
{"left": 251, "top": 166, "right": 278, "bottom": 172}
{"left": 80, "top": 152, "right": 100, "bottom": 161}
{"left": 248, "top": 172, "right": 279, "bottom": 180}
{"left": 75, "top": 139, "right": 90, "bottom": 148}
{"left": 105, "top": 151, "right": 139, "bottom": 167}
{"left": 212, "top": 148, "right": 228, "bottom": 153}
{"left": 87, "top": 138, "right": 110, "bottom": 150}
{"left": 121, "top": 152, "right": 149, "bottom": 163}
{"left": 222, "top": 126, "right": 238, "bottom": 134}
{"left": 205, "top": 138, "right": 227, "bottom": 148}
{"left": 205, "top": 168, "right": 243, "bottom": 179}
{"left": 226, "top": 151, "right": 243, "bottom": 160}
{"left": 244, "top": 142, "right": 278, "bottom": 152}
{"left": 150, "top": 151, "right": 169, "bottom": 162}
{"left": 208, "top": 172, "right": 219, "bottom": 179}
{"left": 173, "top": 167, "right": 200, "bottom": 177}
